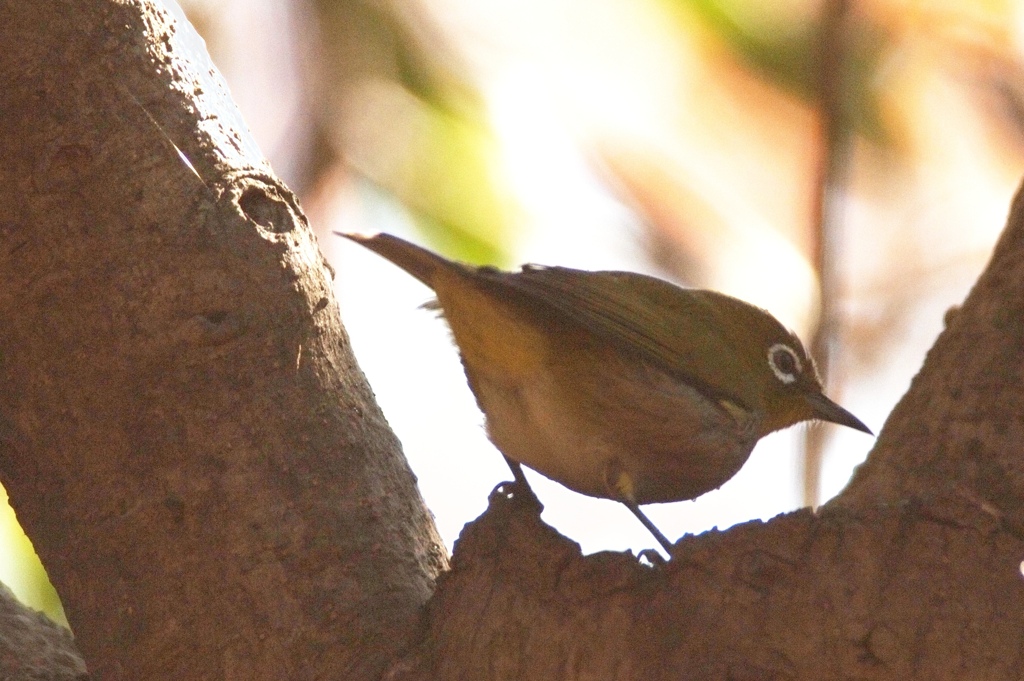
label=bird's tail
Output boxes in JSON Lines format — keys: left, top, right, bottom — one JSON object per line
{"left": 335, "top": 232, "right": 456, "bottom": 289}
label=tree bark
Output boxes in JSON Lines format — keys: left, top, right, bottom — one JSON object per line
{"left": 0, "top": 583, "right": 85, "bottom": 680}
{"left": 0, "top": 1, "right": 444, "bottom": 679}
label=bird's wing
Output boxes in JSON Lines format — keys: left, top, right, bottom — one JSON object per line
{"left": 475, "top": 265, "right": 752, "bottom": 407}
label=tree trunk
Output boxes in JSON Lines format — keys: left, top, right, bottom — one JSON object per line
{"left": 0, "top": 1, "right": 444, "bottom": 679}
{"left": 3, "top": 1, "right": 1024, "bottom": 680}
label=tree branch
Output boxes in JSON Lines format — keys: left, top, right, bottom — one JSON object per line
{"left": 0, "top": 2, "right": 444, "bottom": 678}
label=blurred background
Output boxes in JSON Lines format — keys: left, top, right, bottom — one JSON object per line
{"left": 7, "top": 0, "right": 1024, "bottom": 625}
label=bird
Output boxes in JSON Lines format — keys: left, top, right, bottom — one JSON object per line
{"left": 337, "top": 231, "right": 871, "bottom": 553}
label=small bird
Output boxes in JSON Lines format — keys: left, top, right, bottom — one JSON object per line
{"left": 338, "top": 232, "right": 871, "bottom": 553}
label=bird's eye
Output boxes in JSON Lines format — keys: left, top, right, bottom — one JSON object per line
{"left": 767, "top": 343, "right": 801, "bottom": 385}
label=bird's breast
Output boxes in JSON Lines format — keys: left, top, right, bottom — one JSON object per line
{"left": 441, "top": 288, "right": 762, "bottom": 504}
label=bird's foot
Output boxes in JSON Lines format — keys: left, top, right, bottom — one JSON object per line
{"left": 490, "top": 479, "right": 544, "bottom": 513}
{"left": 637, "top": 548, "right": 667, "bottom": 567}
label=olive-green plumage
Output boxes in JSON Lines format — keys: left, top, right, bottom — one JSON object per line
{"left": 339, "top": 231, "right": 871, "bottom": 552}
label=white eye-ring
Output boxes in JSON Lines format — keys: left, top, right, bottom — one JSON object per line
{"left": 767, "top": 343, "right": 801, "bottom": 385}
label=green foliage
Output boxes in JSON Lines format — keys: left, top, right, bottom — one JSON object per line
{"left": 0, "top": 488, "right": 68, "bottom": 628}
{"left": 667, "top": 0, "right": 895, "bottom": 144}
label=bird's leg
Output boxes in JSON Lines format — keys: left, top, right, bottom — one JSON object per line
{"left": 622, "top": 500, "right": 673, "bottom": 555}
{"left": 604, "top": 461, "right": 675, "bottom": 555}
{"left": 503, "top": 454, "right": 530, "bottom": 488}
{"left": 499, "top": 454, "right": 543, "bottom": 510}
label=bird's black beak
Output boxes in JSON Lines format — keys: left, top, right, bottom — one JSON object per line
{"left": 804, "top": 391, "right": 872, "bottom": 434}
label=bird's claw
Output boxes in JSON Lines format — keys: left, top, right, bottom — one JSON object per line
{"left": 490, "top": 479, "right": 544, "bottom": 512}
{"left": 637, "top": 548, "right": 667, "bottom": 567}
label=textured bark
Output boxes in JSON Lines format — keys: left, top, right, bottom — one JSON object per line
{"left": 393, "top": 486, "right": 1024, "bottom": 679}
{"left": 0, "top": 584, "right": 85, "bottom": 681}
{"left": 0, "top": 2, "right": 444, "bottom": 679}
